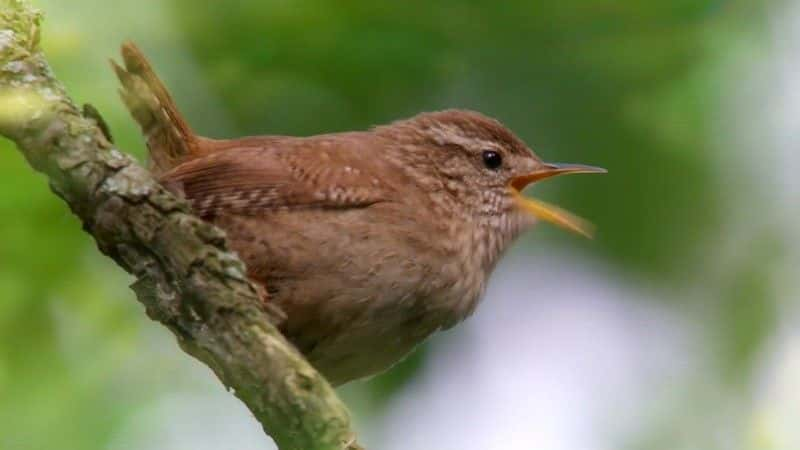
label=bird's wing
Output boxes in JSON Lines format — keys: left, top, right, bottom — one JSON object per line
{"left": 161, "top": 140, "right": 395, "bottom": 218}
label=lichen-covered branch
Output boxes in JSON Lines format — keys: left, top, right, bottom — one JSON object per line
{"left": 0, "top": 2, "right": 362, "bottom": 449}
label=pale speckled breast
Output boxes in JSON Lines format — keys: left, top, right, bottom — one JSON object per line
{"left": 213, "top": 202, "right": 484, "bottom": 385}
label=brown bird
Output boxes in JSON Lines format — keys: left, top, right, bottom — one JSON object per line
{"left": 112, "top": 43, "right": 606, "bottom": 386}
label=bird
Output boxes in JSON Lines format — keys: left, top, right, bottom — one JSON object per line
{"left": 112, "top": 42, "right": 606, "bottom": 386}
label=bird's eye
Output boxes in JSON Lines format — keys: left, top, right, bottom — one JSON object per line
{"left": 482, "top": 150, "right": 502, "bottom": 170}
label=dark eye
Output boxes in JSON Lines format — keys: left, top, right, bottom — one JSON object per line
{"left": 482, "top": 150, "right": 502, "bottom": 170}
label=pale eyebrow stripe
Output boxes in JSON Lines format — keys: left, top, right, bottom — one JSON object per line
{"left": 425, "top": 124, "right": 501, "bottom": 151}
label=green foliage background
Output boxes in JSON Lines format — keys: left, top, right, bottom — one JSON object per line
{"left": 0, "top": 1, "right": 788, "bottom": 449}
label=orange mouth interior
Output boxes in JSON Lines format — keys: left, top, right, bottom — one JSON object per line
{"left": 510, "top": 163, "right": 606, "bottom": 238}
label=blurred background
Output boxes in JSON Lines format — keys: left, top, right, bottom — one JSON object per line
{"left": 1, "top": 0, "right": 798, "bottom": 449}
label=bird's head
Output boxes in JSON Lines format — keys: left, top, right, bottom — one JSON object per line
{"left": 379, "top": 110, "right": 606, "bottom": 241}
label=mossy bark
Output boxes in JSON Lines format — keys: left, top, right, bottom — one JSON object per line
{"left": 0, "top": 2, "right": 362, "bottom": 449}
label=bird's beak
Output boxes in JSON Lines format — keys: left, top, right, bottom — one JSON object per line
{"left": 509, "top": 162, "right": 607, "bottom": 238}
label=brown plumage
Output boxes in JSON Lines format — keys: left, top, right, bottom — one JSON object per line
{"left": 113, "top": 42, "right": 605, "bottom": 385}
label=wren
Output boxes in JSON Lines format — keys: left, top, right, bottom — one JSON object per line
{"left": 112, "top": 43, "right": 606, "bottom": 386}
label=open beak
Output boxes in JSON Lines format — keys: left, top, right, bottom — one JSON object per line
{"left": 509, "top": 162, "right": 607, "bottom": 238}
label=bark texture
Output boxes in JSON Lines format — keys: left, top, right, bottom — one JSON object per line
{"left": 0, "top": 2, "right": 362, "bottom": 449}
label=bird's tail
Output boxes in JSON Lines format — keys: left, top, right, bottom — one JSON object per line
{"left": 112, "top": 42, "right": 198, "bottom": 176}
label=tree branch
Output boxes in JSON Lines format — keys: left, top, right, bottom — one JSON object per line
{"left": 0, "top": 2, "right": 363, "bottom": 449}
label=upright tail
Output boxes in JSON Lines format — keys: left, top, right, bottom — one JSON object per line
{"left": 112, "top": 42, "right": 198, "bottom": 176}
